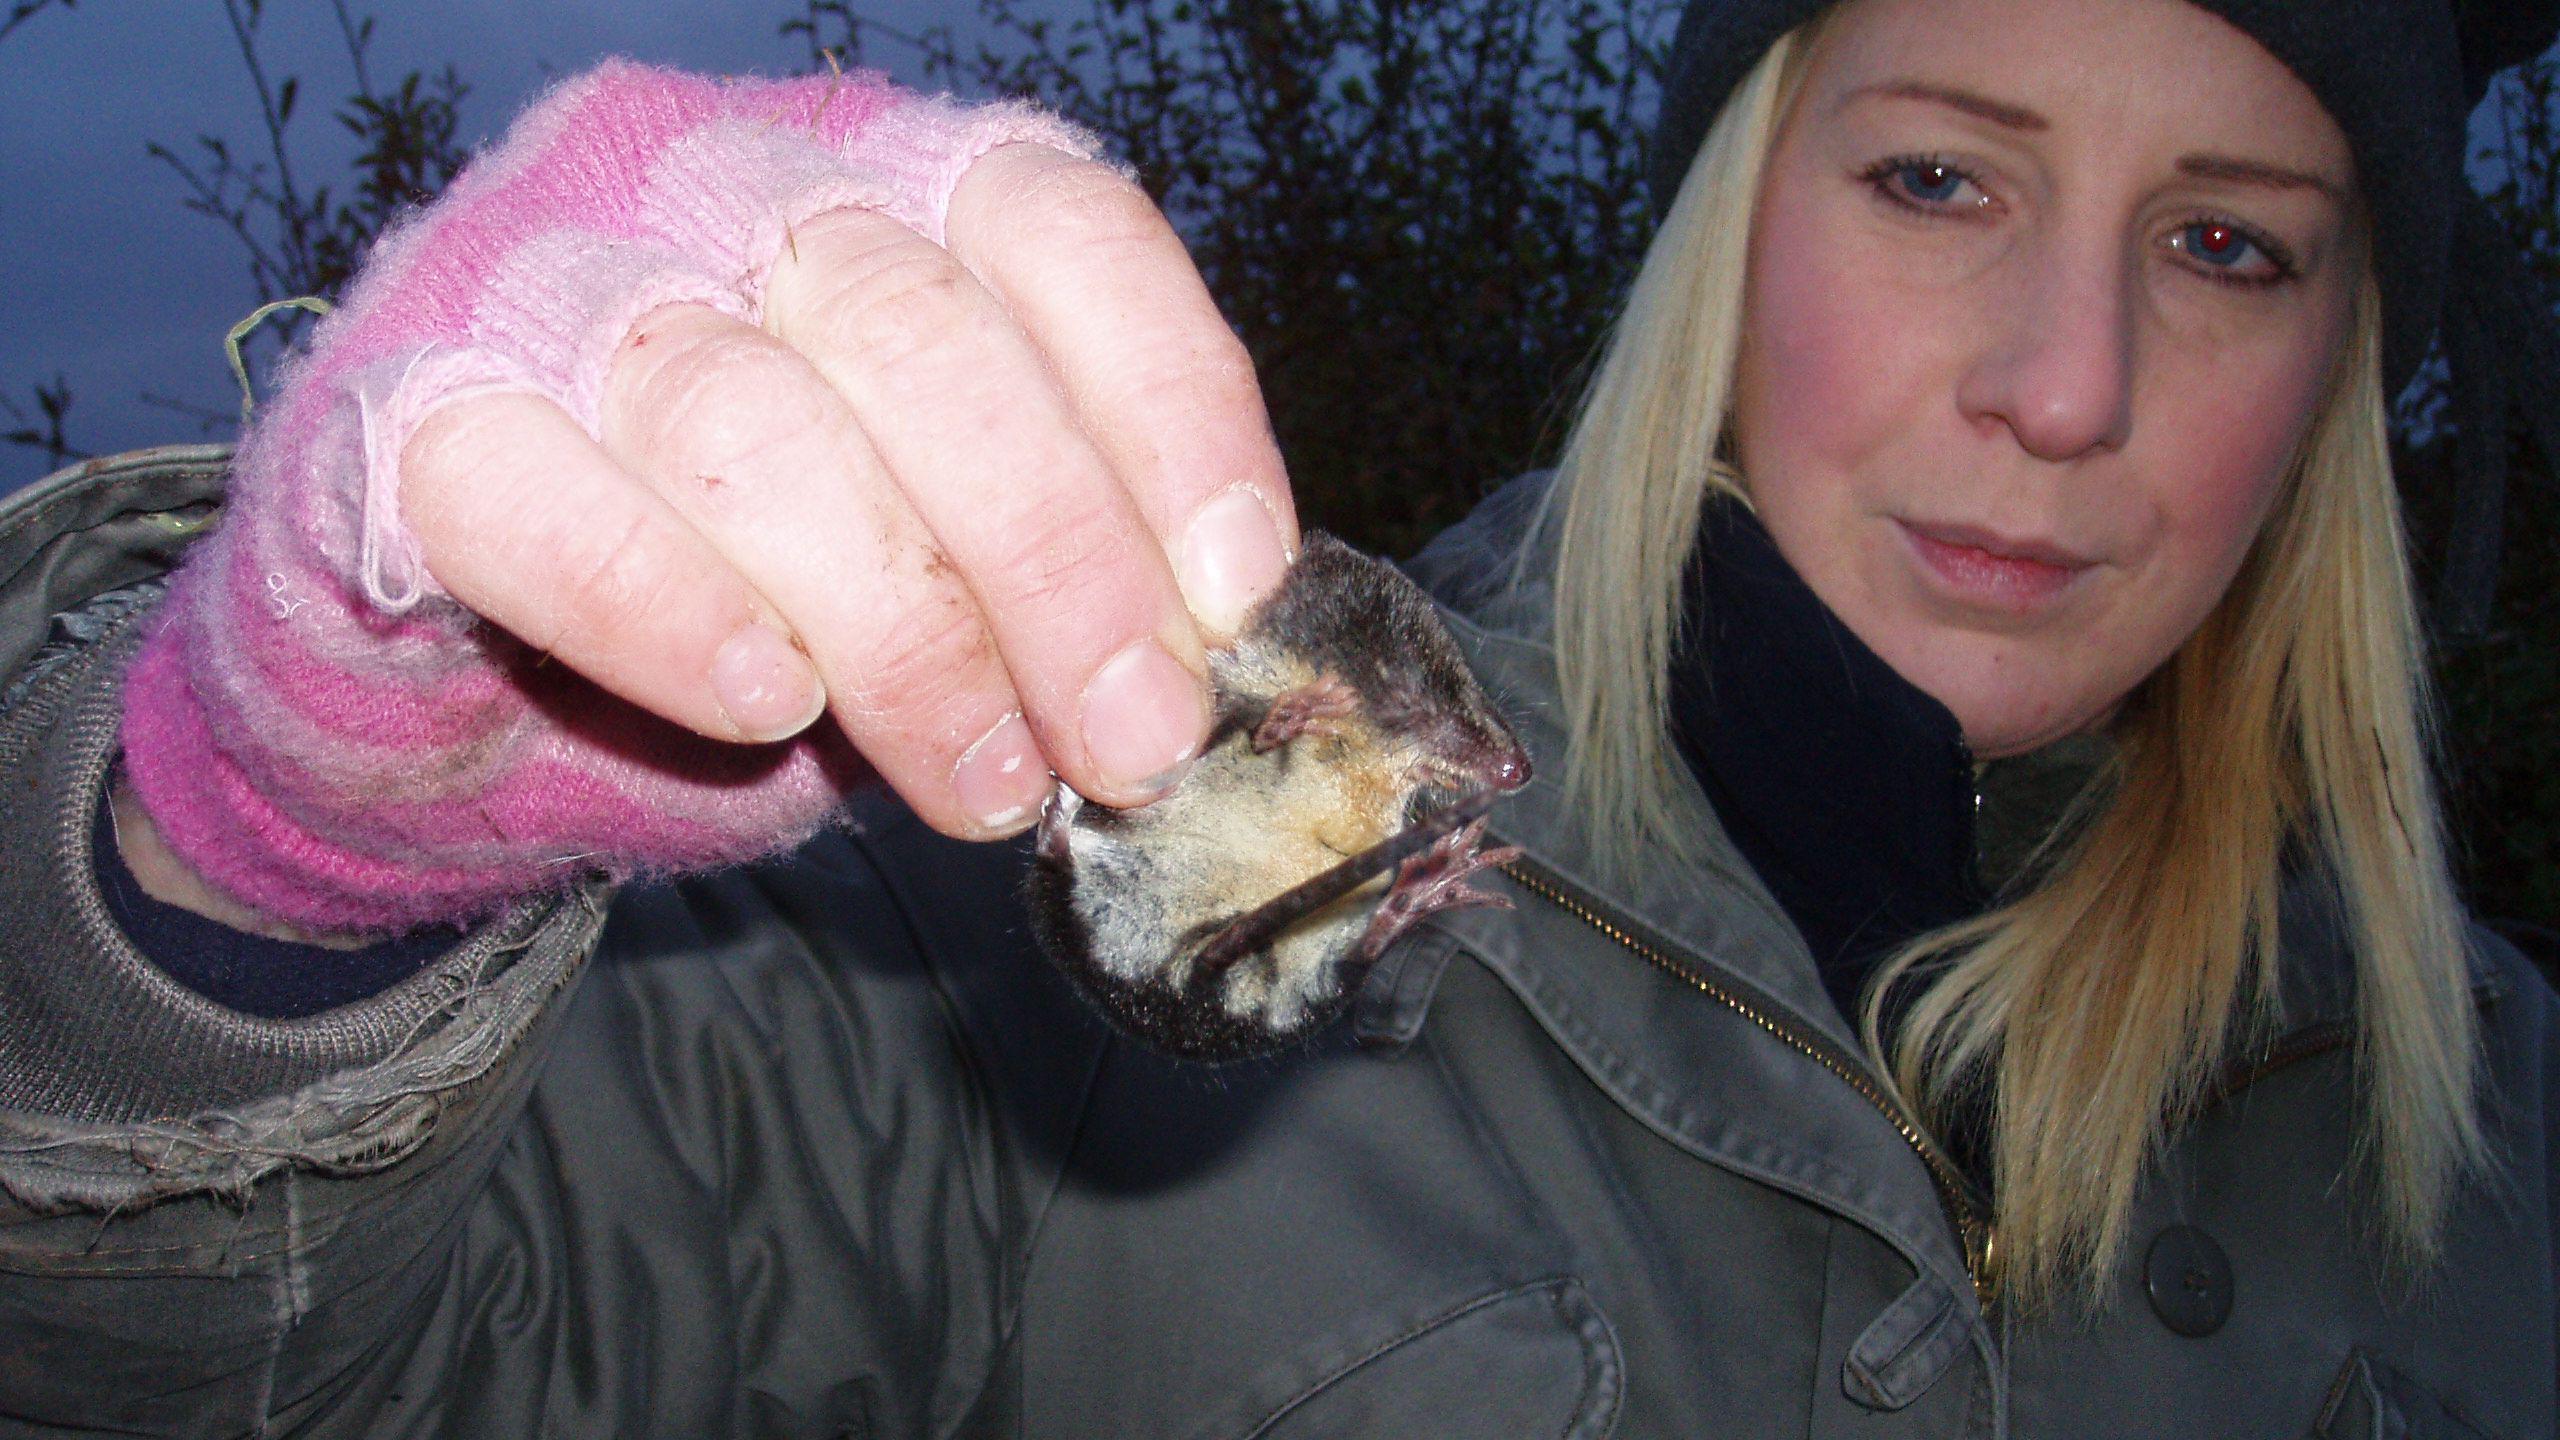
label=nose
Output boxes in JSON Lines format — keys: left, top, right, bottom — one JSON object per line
{"left": 1955, "top": 232, "right": 2137, "bottom": 461}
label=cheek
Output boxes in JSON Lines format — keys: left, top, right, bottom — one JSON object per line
{"left": 1739, "top": 259, "right": 1867, "bottom": 451}
{"left": 1733, "top": 168, "right": 1964, "bottom": 623}
{"left": 1723, "top": 136, "right": 2352, "bottom": 756}
{"left": 1735, "top": 190, "right": 1939, "bottom": 493}
{"left": 2139, "top": 341, "right": 2329, "bottom": 600}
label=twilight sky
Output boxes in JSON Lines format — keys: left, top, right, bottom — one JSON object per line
{"left": 0, "top": 1, "right": 980, "bottom": 494}
{"left": 4, "top": 5, "right": 2552, "bottom": 495}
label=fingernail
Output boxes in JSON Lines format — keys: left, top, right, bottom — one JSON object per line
{"left": 1174, "top": 486, "right": 1290, "bottom": 636}
{"left": 1080, "top": 638, "right": 1208, "bottom": 799}
{"left": 950, "top": 712, "right": 1048, "bottom": 835}
{"left": 712, "top": 623, "right": 825, "bottom": 742}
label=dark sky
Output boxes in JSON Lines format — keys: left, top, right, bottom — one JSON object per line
{"left": 0, "top": 1, "right": 973, "bottom": 494}
{"left": 4, "top": 6, "right": 2550, "bottom": 495}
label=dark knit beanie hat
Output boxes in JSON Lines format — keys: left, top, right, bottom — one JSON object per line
{"left": 1649, "top": 0, "right": 2560, "bottom": 631}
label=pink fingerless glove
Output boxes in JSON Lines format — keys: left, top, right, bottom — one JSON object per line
{"left": 118, "top": 61, "right": 1104, "bottom": 935}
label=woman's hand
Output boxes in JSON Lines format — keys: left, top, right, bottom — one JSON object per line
{"left": 396, "top": 143, "right": 1298, "bottom": 841}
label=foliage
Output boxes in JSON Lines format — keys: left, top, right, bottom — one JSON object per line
{"left": 2396, "top": 52, "right": 2560, "bottom": 940}
{"left": 0, "top": 0, "right": 84, "bottom": 467}
{"left": 2, "top": 0, "right": 471, "bottom": 476}
{"left": 12, "top": 1, "right": 2554, "bottom": 934}
{"left": 4, "top": 0, "right": 468, "bottom": 473}
{"left": 0, "top": 375, "right": 84, "bottom": 469}
{"left": 144, "top": 0, "right": 469, "bottom": 356}
{"left": 794, "top": 0, "right": 1677, "bottom": 557}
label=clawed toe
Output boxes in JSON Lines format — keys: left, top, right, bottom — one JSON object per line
{"left": 1253, "top": 675, "right": 1362, "bottom": 752}
{"left": 1359, "top": 819, "right": 1521, "bottom": 958}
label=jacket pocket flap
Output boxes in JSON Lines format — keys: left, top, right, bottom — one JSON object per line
{"left": 1222, "top": 1277, "right": 1623, "bottom": 1440}
{"left": 1843, "top": 1273, "right": 1969, "bottom": 1411}
{"left": 2315, "top": 1349, "right": 2503, "bottom": 1439}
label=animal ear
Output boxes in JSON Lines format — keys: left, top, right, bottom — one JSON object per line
{"left": 1252, "top": 674, "right": 1361, "bottom": 753}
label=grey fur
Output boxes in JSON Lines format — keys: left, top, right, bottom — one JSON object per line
{"left": 1026, "top": 533, "right": 1527, "bottom": 1061}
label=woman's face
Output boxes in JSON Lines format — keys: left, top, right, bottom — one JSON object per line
{"left": 1731, "top": 0, "right": 2362, "bottom": 758}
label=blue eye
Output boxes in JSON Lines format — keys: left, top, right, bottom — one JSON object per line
{"left": 1894, "top": 160, "right": 1968, "bottom": 204}
{"left": 2179, "top": 221, "right": 2250, "bottom": 264}
{"left": 2169, "top": 219, "right": 2295, "bottom": 286}
{"left": 1860, "top": 154, "right": 1989, "bottom": 213}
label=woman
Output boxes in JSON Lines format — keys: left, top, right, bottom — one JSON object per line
{"left": 0, "top": 0, "right": 2551, "bottom": 1433}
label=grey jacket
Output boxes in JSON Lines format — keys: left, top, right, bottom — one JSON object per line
{"left": 0, "top": 447, "right": 2552, "bottom": 1439}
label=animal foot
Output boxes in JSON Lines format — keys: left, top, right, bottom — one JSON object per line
{"left": 1252, "top": 675, "right": 1360, "bottom": 752}
{"left": 1359, "top": 818, "right": 1520, "bottom": 959}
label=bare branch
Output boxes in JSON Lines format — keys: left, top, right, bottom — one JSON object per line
{"left": 148, "top": 4, "right": 472, "bottom": 361}
{"left": 0, "top": 0, "right": 74, "bottom": 48}
{"left": 0, "top": 376, "right": 91, "bottom": 469}
{"left": 139, "top": 390, "right": 241, "bottom": 437}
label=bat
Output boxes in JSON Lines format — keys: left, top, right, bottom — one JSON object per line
{"left": 1025, "top": 531, "right": 1531, "bottom": 1062}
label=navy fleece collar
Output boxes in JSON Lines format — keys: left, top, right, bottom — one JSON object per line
{"left": 1666, "top": 495, "right": 1986, "bottom": 1024}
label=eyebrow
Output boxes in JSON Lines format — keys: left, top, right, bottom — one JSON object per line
{"left": 2174, "top": 153, "right": 2346, "bottom": 203}
{"left": 1841, "top": 80, "right": 2047, "bottom": 131}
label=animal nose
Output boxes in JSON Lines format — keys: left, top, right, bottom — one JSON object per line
{"left": 1492, "top": 747, "right": 1531, "bottom": 790}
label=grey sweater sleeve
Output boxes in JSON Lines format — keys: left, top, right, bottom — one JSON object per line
{"left": 0, "top": 449, "right": 608, "bottom": 1434}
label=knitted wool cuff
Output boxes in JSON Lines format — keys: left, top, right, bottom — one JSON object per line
{"left": 119, "top": 63, "right": 1104, "bottom": 936}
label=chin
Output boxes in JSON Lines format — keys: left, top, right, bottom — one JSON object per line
{"left": 1886, "top": 637, "right": 2111, "bottom": 760}
{"left": 1843, "top": 543, "right": 2160, "bottom": 758}
{"left": 1946, "top": 678, "right": 2118, "bottom": 758}
{"left": 1960, "top": 716, "right": 2098, "bottom": 761}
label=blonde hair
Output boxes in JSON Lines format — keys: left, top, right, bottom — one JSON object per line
{"left": 1543, "top": 24, "right": 2485, "bottom": 1305}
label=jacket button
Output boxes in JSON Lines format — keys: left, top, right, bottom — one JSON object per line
{"left": 2143, "top": 1224, "right": 2233, "bottom": 1337}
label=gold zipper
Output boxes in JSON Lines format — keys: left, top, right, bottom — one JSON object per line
{"left": 1492, "top": 848, "right": 2492, "bottom": 1315}
{"left": 1497, "top": 854, "right": 2004, "bottom": 1307}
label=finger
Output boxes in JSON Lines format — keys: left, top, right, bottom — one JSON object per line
{"left": 944, "top": 143, "right": 1300, "bottom": 640}
{"left": 400, "top": 391, "right": 826, "bottom": 746}
{"left": 762, "top": 210, "right": 1212, "bottom": 808}
{"left": 596, "top": 304, "right": 1055, "bottom": 839}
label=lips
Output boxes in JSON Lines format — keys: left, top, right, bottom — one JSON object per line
{"left": 1896, "top": 518, "right": 2097, "bottom": 611}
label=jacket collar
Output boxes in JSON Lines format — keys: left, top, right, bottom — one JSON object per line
{"left": 1668, "top": 492, "right": 1984, "bottom": 1019}
{"left": 1402, "top": 472, "right": 2503, "bottom": 1039}
{"left": 1397, "top": 474, "right": 1983, "bottom": 1303}
{"left": 1390, "top": 471, "right": 2507, "bottom": 1313}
